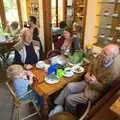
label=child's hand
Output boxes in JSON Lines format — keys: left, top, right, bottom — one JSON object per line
{"left": 25, "top": 71, "right": 34, "bottom": 79}
{"left": 25, "top": 71, "right": 34, "bottom": 85}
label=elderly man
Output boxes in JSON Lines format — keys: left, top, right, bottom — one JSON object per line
{"left": 49, "top": 44, "right": 120, "bottom": 116}
{"left": 13, "top": 28, "right": 43, "bottom": 69}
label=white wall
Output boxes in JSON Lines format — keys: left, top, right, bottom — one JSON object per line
{"left": 20, "top": 0, "right": 27, "bottom": 22}
{"left": 39, "top": 0, "right": 45, "bottom": 51}
{"left": 84, "top": 0, "right": 98, "bottom": 48}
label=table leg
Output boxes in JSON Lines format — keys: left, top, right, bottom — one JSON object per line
{"left": 43, "top": 95, "right": 49, "bottom": 120}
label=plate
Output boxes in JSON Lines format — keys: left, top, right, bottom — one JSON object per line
{"left": 36, "top": 61, "right": 46, "bottom": 69}
{"left": 44, "top": 76, "right": 60, "bottom": 84}
{"left": 74, "top": 66, "right": 84, "bottom": 74}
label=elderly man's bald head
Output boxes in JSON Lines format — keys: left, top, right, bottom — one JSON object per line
{"left": 103, "top": 44, "right": 119, "bottom": 57}
{"left": 101, "top": 44, "right": 119, "bottom": 64}
{"left": 20, "top": 28, "right": 32, "bottom": 44}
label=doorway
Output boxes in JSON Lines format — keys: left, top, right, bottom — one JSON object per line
{"left": 51, "top": 0, "right": 64, "bottom": 27}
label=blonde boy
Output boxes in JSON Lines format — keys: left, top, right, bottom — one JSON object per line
{"left": 7, "top": 64, "right": 42, "bottom": 106}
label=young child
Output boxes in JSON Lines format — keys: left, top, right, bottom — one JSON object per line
{"left": 7, "top": 64, "right": 42, "bottom": 107}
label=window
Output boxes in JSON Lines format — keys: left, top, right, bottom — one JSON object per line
{"left": 51, "top": 0, "right": 64, "bottom": 27}
{"left": 3, "top": 0, "right": 19, "bottom": 24}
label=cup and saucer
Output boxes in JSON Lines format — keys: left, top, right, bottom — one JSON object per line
{"left": 63, "top": 67, "right": 74, "bottom": 77}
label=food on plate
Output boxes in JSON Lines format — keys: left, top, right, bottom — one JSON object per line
{"left": 74, "top": 66, "right": 84, "bottom": 74}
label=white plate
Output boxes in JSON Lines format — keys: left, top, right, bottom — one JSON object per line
{"left": 36, "top": 61, "right": 46, "bottom": 69}
{"left": 44, "top": 76, "right": 60, "bottom": 84}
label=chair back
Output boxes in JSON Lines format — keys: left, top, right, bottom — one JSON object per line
{"left": 47, "top": 50, "right": 61, "bottom": 58}
{"left": 6, "top": 81, "right": 41, "bottom": 120}
{"left": 6, "top": 81, "right": 20, "bottom": 104}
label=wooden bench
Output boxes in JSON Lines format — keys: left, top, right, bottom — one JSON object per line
{"left": 87, "top": 78, "right": 120, "bottom": 120}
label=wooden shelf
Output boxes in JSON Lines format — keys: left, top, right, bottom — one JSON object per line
{"left": 76, "top": 15, "right": 84, "bottom": 18}
{"left": 95, "top": 25, "right": 120, "bottom": 31}
{"left": 96, "top": 14, "right": 119, "bottom": 18}
{"left": 95, "top": 25, "right": 112, "bottom": 30}
{"left": 79, "top": 5, "right": 85, "bottom": 7}
{"left": 66, "top": 5, "right": 73, "bottom": 7}
{"left": 97, "top": 2, "right": 115, "bottom": 4}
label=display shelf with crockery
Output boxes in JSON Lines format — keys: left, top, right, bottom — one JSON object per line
{"left": 94, "top": 0, "right": 120, "bottom": 48}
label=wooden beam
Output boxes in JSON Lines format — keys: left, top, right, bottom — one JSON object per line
{"left": 56, "top": 0, "right": 58, "bottom": 27}
{"left": 16, "top": 0, "right": 23, "bottom": 28}
{"left": 26, "top": 0, "right": 30, "bottom": 18}
{"left": 63, "top": 0, "right": 67, "bottom": 20}
{"left": 0, "top": 0, "right": 6, "bottom": 29}
{"left": 42, "top": 0, "right": 52, "bottom": 56}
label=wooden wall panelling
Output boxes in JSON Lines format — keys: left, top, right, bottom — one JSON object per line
{"left": 0, "top": 0, "right": 6, "bottom": 29}
{"left": 63, "top": 0, "right": 67, "bottom": 20}
{"left": 43, "top": 0, "right": 52, "bottom": 56}
{"left": 16, "top": 0, "right": 23, "bottom": 28}
{"left": 26, "top": 0, "right": 30, "bottom": 18}
{"left": 56, "top": 0, "right": 58, "bottom": 27}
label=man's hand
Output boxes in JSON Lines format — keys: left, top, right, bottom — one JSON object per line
{"left": 90, "top": 74, "right": 97, "bottom": 82}
{"left": 85, "top": 73, "right": 97, "bottom": 83}
{"left": 84, "top": 72, "right": 91, "bottom": 82}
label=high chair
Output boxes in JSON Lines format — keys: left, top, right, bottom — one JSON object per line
{"left": 5, "top": 81, "right": 41, "bottom": 120}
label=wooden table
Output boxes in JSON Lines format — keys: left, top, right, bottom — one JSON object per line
{"left": 32, "top": 67, "right": 83, "bottom": 119}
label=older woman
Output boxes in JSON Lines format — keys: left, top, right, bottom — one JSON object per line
{"left": 28, "top": 16, "right": 44, "bottom": 58}
{"left": 13, "top": 28, "right": 43, "bottom": 69}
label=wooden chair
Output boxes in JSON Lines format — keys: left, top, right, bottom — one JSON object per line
{"left": 5, "top": 81, "right": 41, "bottom": 120}
{"left": 49, "top": 101, "right": 91, "bottom": 120}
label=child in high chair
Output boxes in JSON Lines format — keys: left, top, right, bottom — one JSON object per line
{"left": 7, "top": 64, "right": 42, "bottom": 107}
